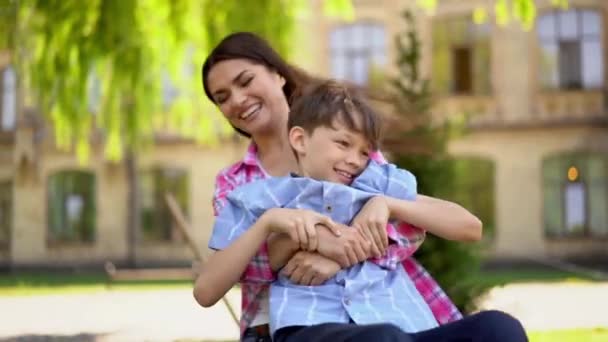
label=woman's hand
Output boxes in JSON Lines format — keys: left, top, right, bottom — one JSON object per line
{"left": 281, "top": 251, "right": 341, "bottom": 286}
{"left": 351, "top": 196, "right": 390, "bottom": 258}
{"left": 316, "top": 224, "right": 371, "bottom": 267}
{"left": 261, "top": 208, "right": 340, "bottom": 252}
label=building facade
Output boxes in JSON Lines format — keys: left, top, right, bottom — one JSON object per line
{"left": 0, "top": 0, "right": 606, "bottom": 268}
{"left": 307, "top": 0, "right": 608, "bottom": 261}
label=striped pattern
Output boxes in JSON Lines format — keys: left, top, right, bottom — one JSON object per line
{"left": 211, "top": 143, "right": 462, "bottom": 335}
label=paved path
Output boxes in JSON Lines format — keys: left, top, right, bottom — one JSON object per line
{"left": 0, "top": 282, "right": 607, "bottom": 341}
{"left": 476, "top": 281, "right": 608, "bottom": 331}
{"left": 0, "top": 288, "right": 242, "bottom": 342}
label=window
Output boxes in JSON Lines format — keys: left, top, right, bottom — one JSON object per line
{"left": 537, "top": 9, "right": 603, "bottom": 90}
{"left": 140, "top": 167, "right": 189, "bottom": 243}
{"left": 1, "top": 66, "right": 16, "bottom": 131}
{"left": 47, "top": 171, "right": 96, "bottom": 243}
{"left": 543, "top": 153, "right": 608, "bottom": 237}
{"left": 0, "top": 181, "right": 11, "bottom": 250}
{"left": 329, "top": 22, "right": 387, "bottom": 85}
{"left": 432, "top": 17, "right": 491, "bottom": 95}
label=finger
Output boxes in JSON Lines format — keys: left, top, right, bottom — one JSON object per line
{"left": 289, "top": 264, "right": 306, "bottom": 284}
{"left": 356, "top": 229, "right": 373, "bottom": 258}
{"left": 310, "top": 275, "right": 323, "bottom": 286}
{"left": 305, "top": 222, "right": 318, "bottom": 252}
{"left": 319, "top": 216, "right": 341, "bottom": 236}
{"left": 363, "top": 225, "right": 382, "bottom": 257}
{"left": 369, "top": 224, "right": 384, "bottom": 257}
{"left": 353, "top": 239, "right": 368, "bottom": 263}
{"left": 344, "top": 245, "right": 358, "bottom": 267}
{"left": 296, "top": 220, "right": 308, "bottom": 250}
{"left": 377, "top": 222, "right": 389, "bottom": 253}
{"left": 281, "top": 260, "right": 296, "bottom": 277}
{"left": 300, "top": 270, "right": 315, "bottom": 285}
{"left": 355, "top": 223, "right": 372, "bottom": 241}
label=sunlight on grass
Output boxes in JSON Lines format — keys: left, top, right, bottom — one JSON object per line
{"left": 0, "top": 272, "right": 192, "bottom": 296}
{"left": 529, "top": 327, "right": 608, "bottom": 342}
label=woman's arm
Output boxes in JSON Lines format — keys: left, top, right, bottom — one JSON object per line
{"left": 383, "top": 194, "right": 482, "bottom": 242}
{"left": 195, "top": 207, "right": 340, "bottom": 307}
{"left": 194, "top": 214, "right": 272, "bottom": 307}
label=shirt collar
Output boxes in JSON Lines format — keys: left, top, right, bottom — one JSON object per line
{"left": 243, "top": 143, "right": 259, "bottom": 166}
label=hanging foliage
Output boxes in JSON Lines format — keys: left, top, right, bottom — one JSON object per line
{"left": 0, "top": 0, "right": 353, "bottom": 163}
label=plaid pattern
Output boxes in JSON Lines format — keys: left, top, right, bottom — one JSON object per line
{"left": 212, "top": 144, "right": 462, "bottom": 334}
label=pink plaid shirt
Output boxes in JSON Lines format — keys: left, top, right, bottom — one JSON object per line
{"left": 212, "top": 144, "right": 462, "bottom": 335}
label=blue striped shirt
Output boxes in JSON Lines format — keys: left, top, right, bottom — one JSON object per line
{"left": 209, "top": 160, "right": 439, "bottom": 334}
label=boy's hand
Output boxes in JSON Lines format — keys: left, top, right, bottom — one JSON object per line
{"left": 262, "top": 208, "right": 341, "bottom": 252}
{"left": 316, "top": 224, "right": 370, "bottom": 267}
{"left": 281, "top": 251, "right": 341, "bottom": 286}
{"left": 351, "top": 196, "right": 390, "bottom": 258}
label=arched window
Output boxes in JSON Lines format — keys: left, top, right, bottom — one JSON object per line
{"left": 329, "top": 22, "right": 387, "bottom": 85}
{"left": 543, "top": 153, "right": 608, "bottom": 237}
{"left": 47, "top": 171, "right": 96, "bottom": 243}
{"left": 537, "top": 9, "right": 604, "bottom": 90}
{"left": 140, "top": 167, "right": 189, "bottom": 242}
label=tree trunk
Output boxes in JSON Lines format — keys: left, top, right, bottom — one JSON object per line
{"left": 125, "top": 150, "right": 140, "bottom": 268}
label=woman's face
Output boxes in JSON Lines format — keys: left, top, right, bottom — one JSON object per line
{"left": 206, "top": 58, "right": 289, "bottom": 136}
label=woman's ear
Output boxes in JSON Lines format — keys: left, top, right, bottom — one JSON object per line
{"left": 277, "top": 74, "right": 286, "bottom": 87}
{"left": 288, "top": 126, "right": 307, "bottom": 157}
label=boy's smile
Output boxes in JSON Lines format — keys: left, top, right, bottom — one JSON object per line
{"left": 290, "top": 120, "right": 372, "bottom": 185}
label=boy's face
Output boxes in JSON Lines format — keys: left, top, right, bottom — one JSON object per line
{"left": 289, "top": 119, "right": 372, "bottom": 185}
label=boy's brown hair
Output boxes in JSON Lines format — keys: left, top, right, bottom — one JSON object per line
{"left": 288, "top": 80, "right": 382, "bottom": 150}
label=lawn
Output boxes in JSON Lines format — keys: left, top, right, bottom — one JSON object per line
{"left": 0, "top": 271, "right": 193, "bottom": 296}
{"left": 471, "top": 266, "right": 597, "bottom": 288}
{"left": 529, "top": 328, "right": 608, "bottom": 341}
{"left": 0, "top": 265, "right": 596, "bottom": 296}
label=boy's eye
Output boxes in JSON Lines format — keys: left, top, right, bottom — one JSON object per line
{"left": 336, "top": 139, "right": 349, "bottom": 147}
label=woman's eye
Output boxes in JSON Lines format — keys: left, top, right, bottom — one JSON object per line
{"left": 216, "top": 96, "right": 228, "bottom": 104}
{"left": 240, "top": 77, "right": 253, "bottom": 87}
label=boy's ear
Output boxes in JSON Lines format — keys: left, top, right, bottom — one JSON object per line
{"left": 288, "top": 126, "right": 307, "bottom": 157}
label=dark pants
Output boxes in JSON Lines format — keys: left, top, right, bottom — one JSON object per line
{"left": 274, "top": 310, "right": 528, "bottom": 342}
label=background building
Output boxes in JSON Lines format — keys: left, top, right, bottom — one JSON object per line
{"left": 0, "top": 0, "right": 606, "bottom": 268}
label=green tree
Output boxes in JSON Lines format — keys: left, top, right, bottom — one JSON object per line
{"left": 0, "top": 0, "right": 353, "bottom": 266}
{"left": 386, "top": 9, "right": 488, "bottom": 313}
{"left": 386, "top": 0, "right": 568, "bottom": 311}
{"left": 417, "top": 0, "right": 569, "bottom": 30}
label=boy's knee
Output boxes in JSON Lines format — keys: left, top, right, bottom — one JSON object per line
{"left": 478, "top": 310, "right": 527, "bottom": 341}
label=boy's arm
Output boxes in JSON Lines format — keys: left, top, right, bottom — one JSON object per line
{"left": 268, "top": 223, "right": 372, "bottom": 271}
{"left": 268, "top": 233, "right": 342, "bottom": 286}
{"left": 267, "top": 232, "right": 299, "bottom": 272}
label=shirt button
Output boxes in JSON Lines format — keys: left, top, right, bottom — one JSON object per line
{"left": 344, "top": 298, "right": 351, "bottom": 305}
{"left": 325, "top": 205, "right": 332, "bottom": 212}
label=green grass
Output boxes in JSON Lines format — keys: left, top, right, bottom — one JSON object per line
{"left": 0, "top": 266, "right": 600, "bottom": 297}
{"left": 529, "top": 327, "right": 608, "bottom": 342}
{"left": 471, "top": 267, "right": 597, "bottom": 289}
{"left": 0, "top": 271, "right": 193, "bottom": 296}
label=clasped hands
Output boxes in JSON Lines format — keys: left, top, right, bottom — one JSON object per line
{"left": 265, "top": 196, "right": 391, "bottom": 286}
